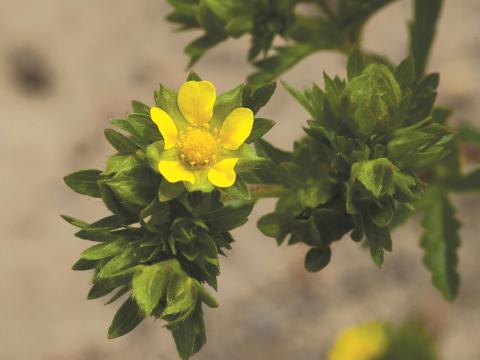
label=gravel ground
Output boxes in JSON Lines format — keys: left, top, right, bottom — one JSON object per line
{"left": 1, "top": 0, "right": 479, "bottom": 359}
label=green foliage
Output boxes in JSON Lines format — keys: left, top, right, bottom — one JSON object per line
{"left": 62, "top": 1, "right": 480, "bottom": 358}
{"left": 419, "top": 186, "right": 460, "bottom": 301}
{"left": 166, "top": 0, "right": 397, "bottom": 83}
{"left": 258, "top": 53, "right": 453, "bottom": 271}
{"left": 63, "top": 74, "right": 273, "bottom": 359}
{"left": 64, "top": 170, "right": 102, "bottom": 198}
{"left": 305, "top": 247, "right": 331, "bottom": 272}
{"left": 409, "top": 0, "right": 444, "bottom": 77}
{"left": 108, "top": 297, "right": 145, "bottom": 339}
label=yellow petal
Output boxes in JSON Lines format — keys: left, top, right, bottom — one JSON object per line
{"left": 158, "top": 160, "right": 194, "bottom": 184}
{"left": 178, "top": 81, "right": 216, "bottom": 126}
{"left": 150, "top": 107, "right": 178, "bottom": 150}
{"left": 219, "top": 108, "right": 254, "bottom": 150}
{"left": 207, "top": 158, "right": 238, "bottom": 188}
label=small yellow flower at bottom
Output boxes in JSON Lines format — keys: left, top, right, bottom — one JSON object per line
{"left": 328, "top": 322, "right": 388, "bottom": 360}
{"left": 150, "top": 80, "right": 254, "bottom": 190}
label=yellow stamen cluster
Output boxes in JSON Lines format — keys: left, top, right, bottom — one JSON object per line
{"left": 178, "top": 128, "right": 218, "bottom": 168}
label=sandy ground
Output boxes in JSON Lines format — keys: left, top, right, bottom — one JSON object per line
{"left": 1, "top": 0, "right": 479, "bottom": 359}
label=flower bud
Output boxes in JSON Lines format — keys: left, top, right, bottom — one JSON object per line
{"left": 346, "top": 64, "right": 402, "bottom": 135}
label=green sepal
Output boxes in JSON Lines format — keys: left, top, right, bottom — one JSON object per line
{"left": 211, "top": 84, "right": 243, "bottom": 127}
{"left": 221, "top": 176, "right": 250, "bottom": 201}
{"left": 159, "top": 180, "right": 185, "bottom": 202}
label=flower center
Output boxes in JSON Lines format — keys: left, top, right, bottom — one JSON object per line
{"left": 178, "top": 128, "right": 217, "bottom": 168}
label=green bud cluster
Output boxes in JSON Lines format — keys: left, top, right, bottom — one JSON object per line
{"left": 63, "top": 73, "right": 276, "bottom": 360}
{"left": 257, "top": 50, "right": 453, "bottom": 270}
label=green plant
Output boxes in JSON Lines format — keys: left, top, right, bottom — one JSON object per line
{"left": 63, "top": 0, "right": 480, "bottom": 358}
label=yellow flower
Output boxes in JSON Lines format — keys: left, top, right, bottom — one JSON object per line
{"left": 149, "top": 80, "right": 254, "bottom": 190}
{"left": 328, "top": 322, "right": 388, "bottom": 360}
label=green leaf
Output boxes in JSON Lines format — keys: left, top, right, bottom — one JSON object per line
{"left": 87, "top": 282, "right": 117, "bottom": 300}
{"left": 203, "top": 203, "right": 254, "bottom": 231}
{"left": 395, "top": 56, "right": 416, "bottom": 91}
{"left": 159, "top": 180, "right": 185, "bottom": 202}
{"left": 105, "top": 286, "right": 130, "bottom": 305}
{"left": 99, "top": 247, "right": 145, "bottom": 278}
{"left": 305, "top": 247, "right": 331, "bottom": 273}
{"left": 351, "top": 158, "right": 395, "bottom": 198}
{"left": 104, "top": 154, "right": 144, "bottom": 175}
{"left": 185, "top": 34, "right": 227, "bottom": 67}
{"left": 72, "top": 258, "right": 98, "bottom": 271}
{"left": 109, "top": 118, "right": 143, "bottom": 145}
{"left": 257, "top": 213, "right": 288, "bottom": 244}
{"left": 387, "top": 124, "right": 453, "bottom": 169}
{"left": 163, "top": 276, "right": 199, "bottom": 320}
{"left": 132, "top": 263, "right": 170, "bottom": 315}
{"left": 248, "top": 44, "right": 317, "bottom": 85}
{"left": 347, "top": 48, "right": 366, "bottom": 81}
{"left": 221, "top": 176, "right": 250, "bottom": 200}
{"left": 132, "top": 100, "right": 150, "bottom": 115}
{"left": 445, "top": 169, "right": 480, "bottom": 193}
{"left": 420, "top": 186, "right": 460, "bottom": 300}
{"left": 108, "top": 297, "right": 145, "bottom": 339}
{"left": 80, "top": 238, "right": 127, "bottom": 260}
{"left": 364, "top": 220, "right": 392, "bottom": 268}
{"left": 254, "top": 139, "right": 292, "bottom": 163}
{"left": 169, "top": 311, "right": 204, "bottom": 360}
{"left": 75, "top": 230, "right": 120, "bottom": 242}
{"left": 127, "top": 113, "right": 161, "bottom": 143}
{"left": 225, "top": 15, "right": 252, "bottom": 37}
{"left": 282, "top": 82, "right": 315, "bottom": 118}
{"left": 104, "top": 165, "right": 159, "bottom": 206}
{"left": 276, "top": 162, "right": 304, "bottom": 186}
{"left": 61, "top": 214, "right": 89, "bottom": 228}
{"left": 199, "top": 287, "right": 218, "bottom": 308}
{"left": 98, "top": 181, "right": 138, "bottom": 218}
{"left": 242, "top": 82, "right": 277, "bottom": 114}
{"left": 409, "top": 0, "right": 443, "bottom": 77}
{"left": 246, "top": 118, "right": 275, "bottom": 143}
{"left": 166, "top": 0, "right": 199, "bottom": 29}
{"left": 64, "top": 169, "right": 102, "bottom": 198}
{"left": 88, "top": 215, "right": 126, "bottom": 231}
{"left": 104, "top": 129, "right": 138, "bottom": 153}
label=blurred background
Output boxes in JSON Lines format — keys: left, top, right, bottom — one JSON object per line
{"left": 1, "top": 0, "right": 479, "bottom": 359}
